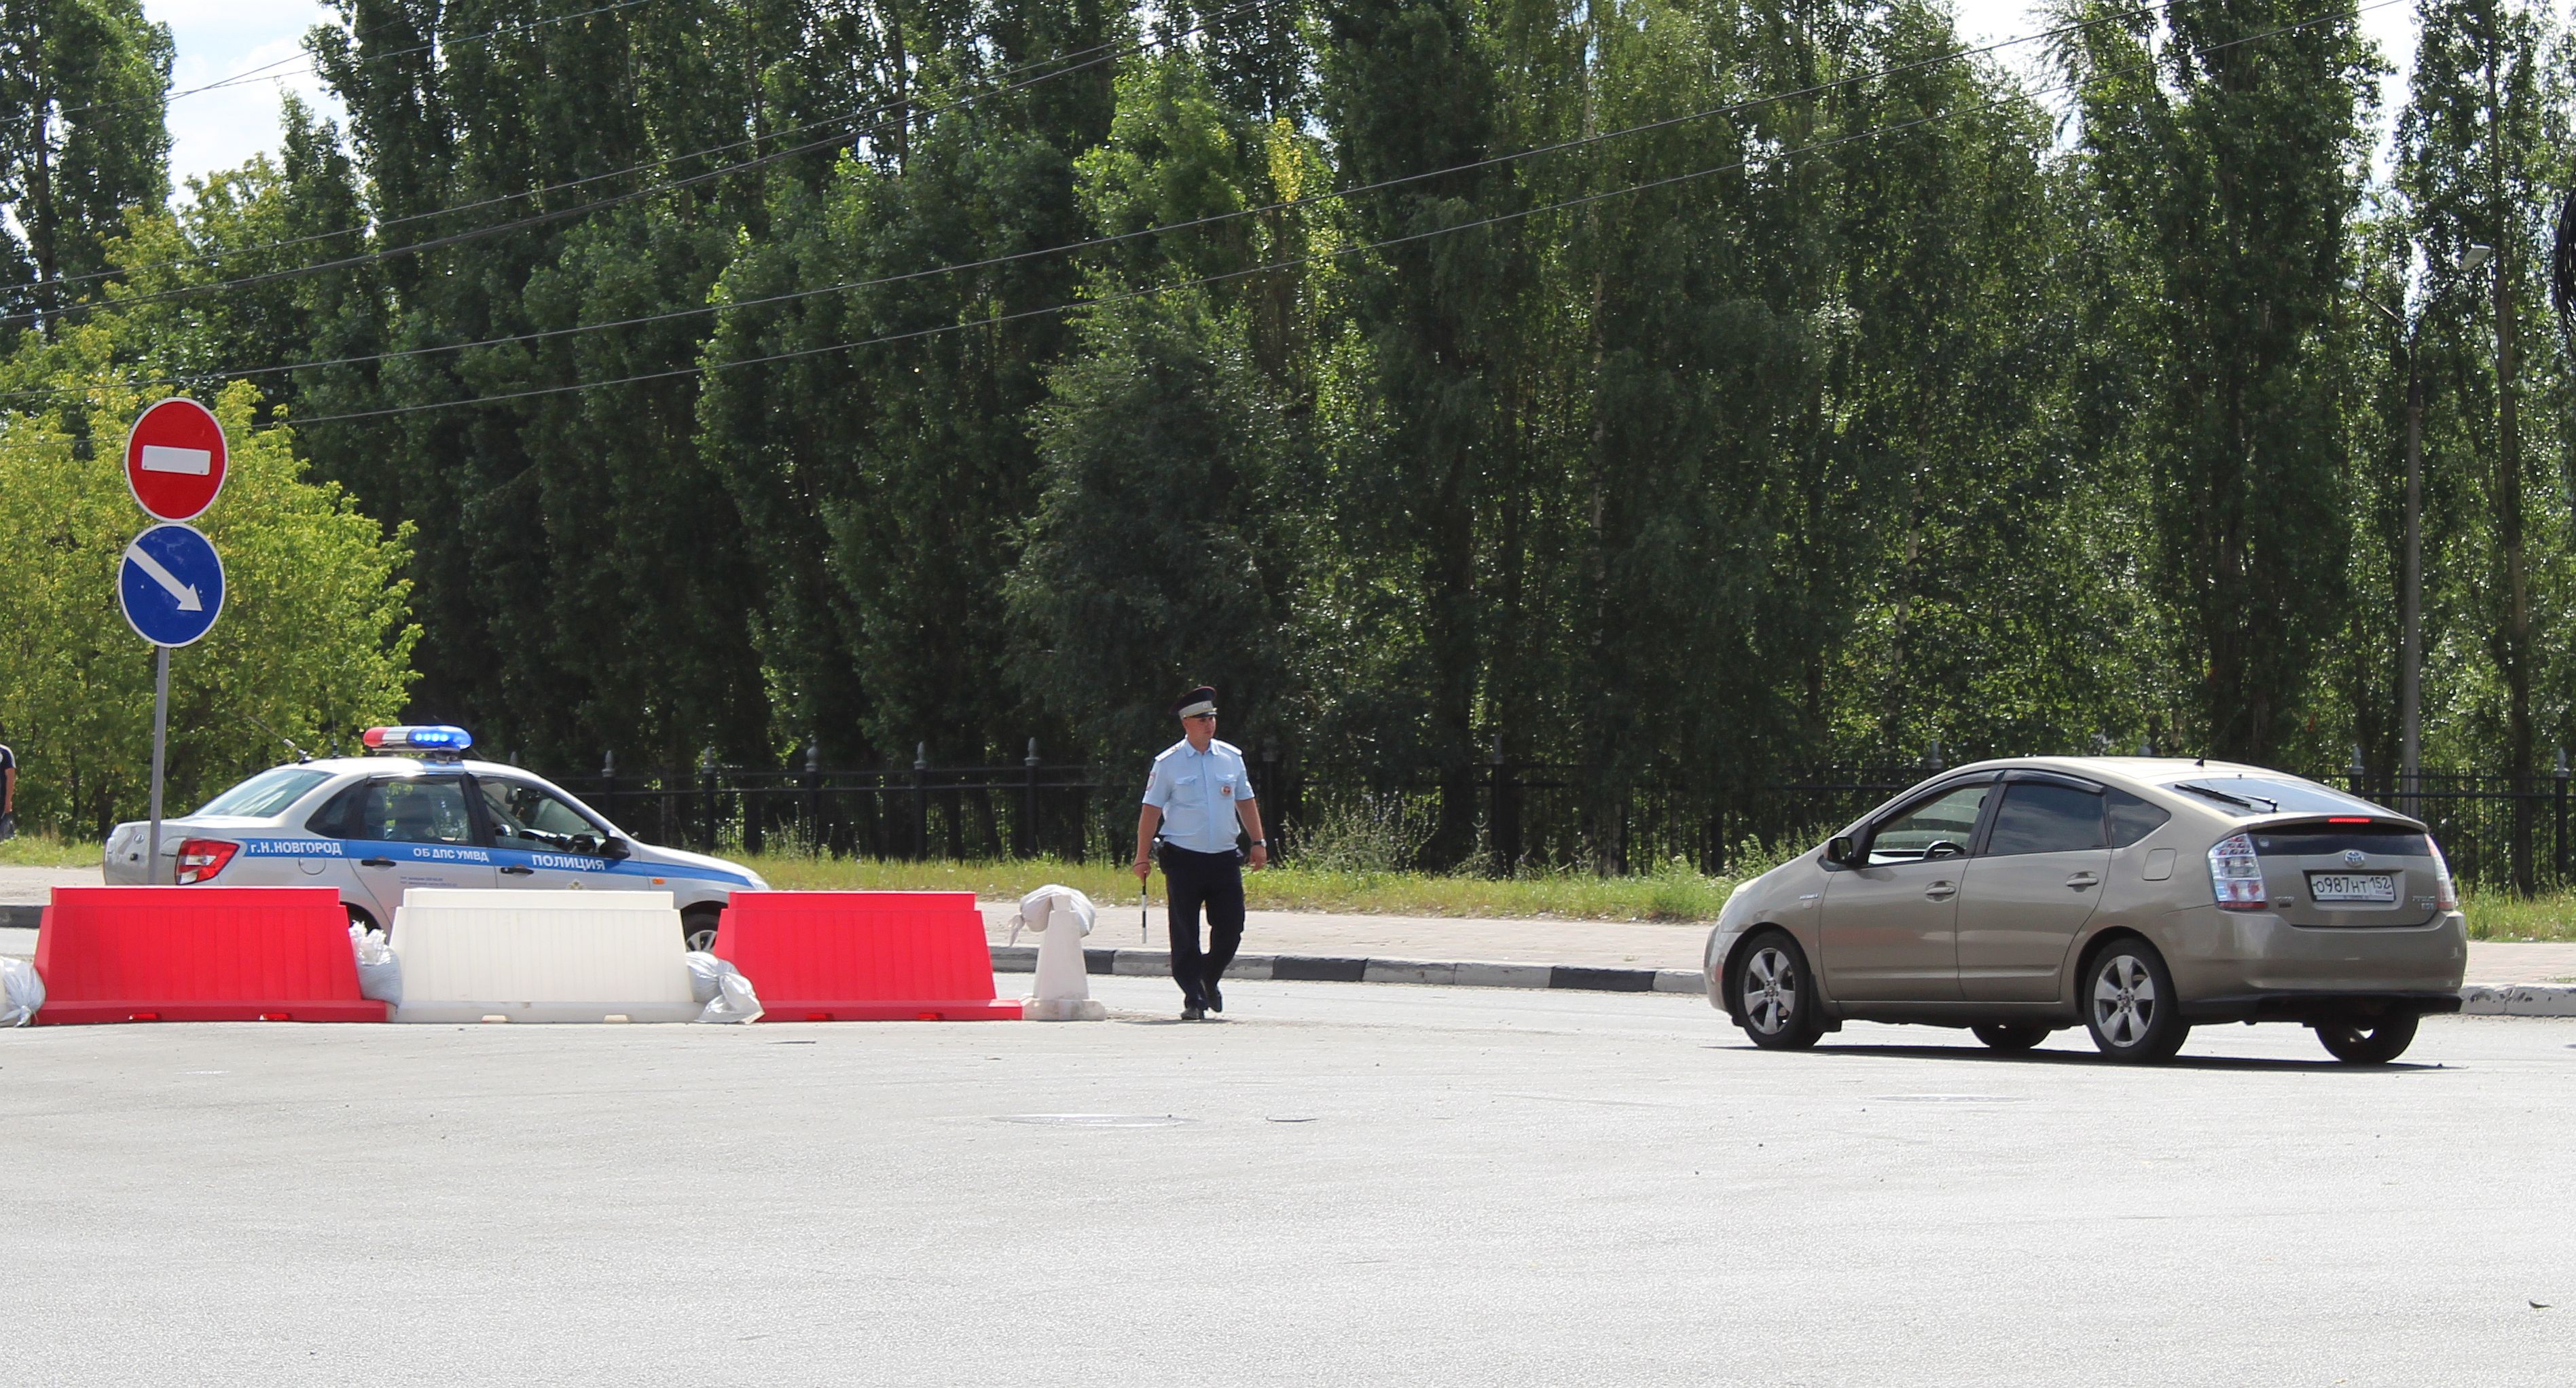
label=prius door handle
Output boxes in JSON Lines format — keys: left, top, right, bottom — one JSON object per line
{"left": 2066, "top": 872, "right": 2099, "bottom": 888}
{"left": 1924, "top": 882, "right": 1957, "bottom": 900}
{"left": 359, "top": 857, "right": 394, "bottom": 869}
{"left": 500, "top": 864, "right": 535, "bottom": 877}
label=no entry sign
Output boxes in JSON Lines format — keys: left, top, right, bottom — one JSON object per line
{"left": 124, "top": 397, "right": 228, "bottom": 522}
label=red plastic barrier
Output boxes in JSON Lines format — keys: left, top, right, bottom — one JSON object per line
{"left": 34, "top": 886, "right": 386, "bottom": 1024}
{"left": 714, "top": 892, "right": 1021, "bottom": 1021}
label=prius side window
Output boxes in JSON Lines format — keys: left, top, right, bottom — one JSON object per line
{"left": 2106, "top": 788, "right": 2170, "bottom": 848}
{"left": 1869, "top": 783, "right": 1990, "bottom": 864}
{"left": 1986, "top": 782, "right": 2107, "bottom": 856}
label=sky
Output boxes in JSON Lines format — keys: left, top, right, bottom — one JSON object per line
{"left": 145, "top": 0, "right": 2421, "bottom": 198}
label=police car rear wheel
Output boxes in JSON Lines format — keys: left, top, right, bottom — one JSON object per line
{"left": 683, "top": 908, "right": 721, "bottom": 953}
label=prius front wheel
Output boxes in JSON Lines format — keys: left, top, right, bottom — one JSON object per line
{"left": 1735, "top": 931, "right": 1823, "bottom": 1051}
{"left": 2315, "top": 1013, "right": 2418, "bottom": 1064}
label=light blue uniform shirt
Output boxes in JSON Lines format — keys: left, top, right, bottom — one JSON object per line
{"left": 1142, "top": 738, "right": 1255, "bottom": 854}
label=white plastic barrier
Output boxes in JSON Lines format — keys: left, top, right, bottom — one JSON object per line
{"left": 388, "top": 889, "right": 699, "bottom": 1023}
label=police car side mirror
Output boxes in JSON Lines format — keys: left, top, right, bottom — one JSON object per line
{"left": 602, "top": 836, "right": 632, "bottom": 860}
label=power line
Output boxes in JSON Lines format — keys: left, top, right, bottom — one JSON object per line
{"left": 32, "top": 0, "right": 1292, "bottom": 306}
{"left": 54, "top": 0, "right": 669, "bottom": 122}
{"left": 0, "top": 0, "right": 2181, "bottom": 403}
{"left": 270, "top": 0, "right": 2399, "bottom": 428}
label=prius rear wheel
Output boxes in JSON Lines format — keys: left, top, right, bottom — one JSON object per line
{"left": 2082, "top": 939, "right": 2190, "bottom": 1063}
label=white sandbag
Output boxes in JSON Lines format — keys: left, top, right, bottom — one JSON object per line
{"left": 1007, "top": 883, "right": 1096, "bottom": 944}
{"left": 348, "top": 924, "right": 402, "bottom": 1006}
{"left": 1014, "top": 885, "right": 1105, "bottom": 1021}
{"left": 683, "top": 951, "right": 764, "bottom": 1024}
{"left": 0, "top": 955, "right": 43, "bottom": 1027}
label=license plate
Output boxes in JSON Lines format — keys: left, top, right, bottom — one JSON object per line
{"left": 2308, "top": 873, "right": 2397, "bottom": 903}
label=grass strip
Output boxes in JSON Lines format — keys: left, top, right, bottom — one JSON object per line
{"left": 741, "top": 853, "right": 1740, "bottom": 921}
{"left": 0, "top": 833, "right": 98, "bottom": 869}
{"left": 10, "top": 834, "right": 2575, "bottom": 937}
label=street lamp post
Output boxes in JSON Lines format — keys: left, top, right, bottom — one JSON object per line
{"left": 2372, "top": 242, "right": 2492, "bottom": 817}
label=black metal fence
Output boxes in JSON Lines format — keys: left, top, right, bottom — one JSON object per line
{"left": 549, "top": 746, "right": 2576, "bottom": 893}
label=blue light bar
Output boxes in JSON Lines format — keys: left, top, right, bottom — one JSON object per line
{"left": 362, "top": 725, "right": 473, "bottom": 753}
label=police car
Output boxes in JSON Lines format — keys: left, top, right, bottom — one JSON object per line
{"left": 101, "top": 726, "right": 766, "bottom": 949}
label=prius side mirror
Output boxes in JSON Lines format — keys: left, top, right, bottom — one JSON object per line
{"left": 602, "top": 837, "right": 632, "bottom": 860}
{"left": 1827, "top": 835, "right": 1860, "bottom": 866}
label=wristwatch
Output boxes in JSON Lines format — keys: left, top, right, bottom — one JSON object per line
{"left": 1250, "top": 839, "right": 1267, "bottom": 847}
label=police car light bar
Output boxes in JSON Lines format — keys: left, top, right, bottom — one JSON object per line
{"left": 362, "top": 725, "right": 473, "bottom": 754}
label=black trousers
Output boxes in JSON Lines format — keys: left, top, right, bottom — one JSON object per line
{"left": 1160, "top": 843, "right": 1244, "bottom": 1005}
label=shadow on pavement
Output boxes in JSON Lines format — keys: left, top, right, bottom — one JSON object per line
{"left": 1705, "top": 1040, "right": 2444, "bottom": 1074}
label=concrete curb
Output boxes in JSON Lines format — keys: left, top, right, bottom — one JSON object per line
{"left": 0, "top": 905, "right": 39, "bottom": 930}
{"left": 992, "top": 944, "right": 1709, "bottom": 998}
{"left": 2459, "top": 984, "right": 2576, "bottom": 1017}
{"left": 989, "top": 943, "right": 2576, "bottom": 1015}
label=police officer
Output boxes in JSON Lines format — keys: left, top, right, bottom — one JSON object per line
{"left": 1133, "top": 686, "right": 1266, "bottom": 1020}
{"left": 0, "top": 722, "right": 15, "bottom": 841}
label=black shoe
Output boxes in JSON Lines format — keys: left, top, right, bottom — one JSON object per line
{"left": 1181, "top": 1004, "right": 1205, "bottom": 1021}
{"left": 1205, "top": 982, "right": 1224, "bottom": 1014}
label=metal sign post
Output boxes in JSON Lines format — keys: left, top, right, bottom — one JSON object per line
{"left": 119, "top": 395, "right": 229, "bottom": 883}
{"left": 146, "top": 645, "right": 170, "bottom": 875}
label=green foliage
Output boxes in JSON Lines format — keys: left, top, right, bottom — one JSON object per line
{"left": 0, "top": 0, "right": 171, "bottom": 325}
{"left": 26, "top": 0, "right": 2576, "bottom": 887}
{"left": 0, "top": 348, "right": 417, "bottom": 834}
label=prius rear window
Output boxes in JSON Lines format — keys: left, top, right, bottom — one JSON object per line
{"left": 2169, "top": 777, "right": 2390, "bottom": 819}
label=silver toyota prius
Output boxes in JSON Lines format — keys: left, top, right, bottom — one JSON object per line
{"left": 1703, "top": 758, "right": 2468, "bottom": 1063}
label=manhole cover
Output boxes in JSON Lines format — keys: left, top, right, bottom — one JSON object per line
{"left": 996, "top": 1114, "right": 1191, "bottom": 1128}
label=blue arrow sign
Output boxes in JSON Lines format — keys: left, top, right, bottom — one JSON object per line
{"left": 118, "top": 523, "right": 225, "bottom": 647}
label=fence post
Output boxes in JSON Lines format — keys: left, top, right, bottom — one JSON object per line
{"left": 912, "top": 742, "right": 930, "bottom": 861}
{"left": 801, "top": 737, "right": 822, "bottom": 853}
{"left": 1021, "top": 737, "right": 1040, "bottom": 859}
{"left": 600, "top": 750, "right": 617, "bottom": 822}
{"left": 1487, "top": 736, "right": 1509, "bottom": 876}
{"left": 2348, "top": 744, "right": 2365, "bottom": 796}
{"left": 2555, "top": 748, "right": 2569, "bottom": 886}
{"left": 699, "top": 748, "right": 720, "bottom": 852}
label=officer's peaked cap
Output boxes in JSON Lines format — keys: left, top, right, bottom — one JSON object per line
{"left": 1172, "top": 686, "right": 1219, "bottom": 718}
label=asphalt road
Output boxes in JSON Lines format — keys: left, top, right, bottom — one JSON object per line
{"left": 4, "top": 976, "right": 2570, "bottom": 1385}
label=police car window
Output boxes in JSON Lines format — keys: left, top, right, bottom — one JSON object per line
{"left": 480, "top": 780, "right": 603, "bottom": 852}
{"left": 192, "top": 767, "right": 332, "bottom": 818}
{"left": 337, "top": 779, "right": 475, "bottom": 845}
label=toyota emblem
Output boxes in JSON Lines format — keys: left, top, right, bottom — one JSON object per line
{"left": 2343, "top": 848, "right": 2367, "bottom": 866}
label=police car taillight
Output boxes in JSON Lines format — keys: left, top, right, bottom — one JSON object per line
{"left": 175, "top": 839, "right": 238, "bottom": 885}
{"left": 361, "top": 725, "right": 473, "bottom": 753}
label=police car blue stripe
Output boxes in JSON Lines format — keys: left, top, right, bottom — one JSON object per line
{"left": 230, "top": 837, "right": 755, "bottom": 887}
